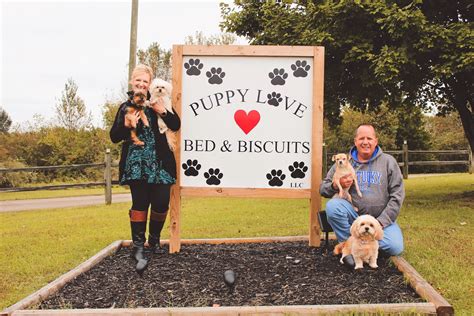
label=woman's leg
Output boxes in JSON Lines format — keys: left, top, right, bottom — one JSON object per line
{"left": 129, "top": 181, "right": 151, "bottom": 247}
{"left": 128, "top": 181, "right": 151, "bottom": 273}
{"left": 148, "top": 184, "right": 171, "bottom": 252}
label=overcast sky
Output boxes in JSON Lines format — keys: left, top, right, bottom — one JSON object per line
{"left": 1, "top": 0, "right": 245, "bottom": 128}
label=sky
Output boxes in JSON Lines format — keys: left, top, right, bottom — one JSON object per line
{"left": 1, "top": 0, "right": 246, "bottom": 128}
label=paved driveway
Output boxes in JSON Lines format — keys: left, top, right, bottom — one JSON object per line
{"left": 0, "top": 194, "right": 131, "bottom": 212}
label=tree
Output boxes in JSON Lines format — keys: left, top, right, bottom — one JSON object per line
{"left": 425, "top": 113, "right": 468, "bottom": 150}
{"left": 184, "top": 31, "right": 237, "bottom": 45}
{"left": 221, "top": 1, "right": 473, "bottom": 153}
{"left": 395, "top": 106, "right": 431, "bottom": 150}
{"left": 137, "top": 42, "right": 172, "bottom": 81}
{"left": 55, "top": 78, "right": 92, "bottom": 130}
{"left": 0, "top": 107, "right": 12, "bottom": 133}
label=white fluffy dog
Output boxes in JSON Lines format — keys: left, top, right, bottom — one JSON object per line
{"left": 334, "top": 214, "right": 384, "bottom": 269}
{"left": 149, "top": 78, "right": 177, "bottom": 151}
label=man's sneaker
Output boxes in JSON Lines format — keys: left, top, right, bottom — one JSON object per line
{"left": 342, "top": 254, "right": 355, "bottom": 269}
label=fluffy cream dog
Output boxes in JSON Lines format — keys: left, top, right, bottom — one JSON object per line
{"left": 332, "top": 153, "right": 362, "bottom": 205}
{"left": 334, "top": 214, "right": 384, "bottom": 269}
{"left": 149, "top": 78, "right": 177, "bottom": 151}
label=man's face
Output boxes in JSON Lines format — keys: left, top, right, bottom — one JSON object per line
{"left": 354, "top": 125, "right": 378, "bottom": 161}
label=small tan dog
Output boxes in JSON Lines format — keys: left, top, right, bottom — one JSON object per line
{"left": 332, "top": 153, "right": 362, "bottom": 204}
{"left": 149, "top": 78, "right": 177, "bottom": 151}
{"left": 125, "top": 91, "right": 149, "bottom": 146}
{"left": 334, "top": 215, "right": 384, "bottom": 269}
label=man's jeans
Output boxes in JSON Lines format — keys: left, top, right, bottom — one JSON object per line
{"left": 325, "top": 198, "right": 404, "bottom": 256}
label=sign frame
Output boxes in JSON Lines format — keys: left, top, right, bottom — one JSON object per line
{"left": 169, "top": 45, "right": 325, "bottom": 253}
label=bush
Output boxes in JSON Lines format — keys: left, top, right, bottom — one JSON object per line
{"left": 0, "top": 161, "right": 37, "bottom": 188}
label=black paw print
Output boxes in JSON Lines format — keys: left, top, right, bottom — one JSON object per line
{"left": 267, "top": 92, "right": 283, "bottom": 107}
{"left": 184, "top": 59, "right": 204, "bottom": 76}
{"left": 182, "top": 159, "right": 201, "bottom": 176}
{"left": 266, "top": 169, "right": 286, "bottom": 187}
{"left": 268, "top": 68, "right": 288, "bottom": 85}
{"left": 288, "top": 161, "right": 308, "bottom": 179}
{"left": 204, "top": 168, "right": 223, "bottom": 185}
{"left": 206, "top": 67, "right": 226, "bottom": 84}
{"left": 291, "top": 60, "right": 311, "bottom": 77}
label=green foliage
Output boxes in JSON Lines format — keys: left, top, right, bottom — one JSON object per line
{"left": 0, "top": 106, "right": 12, "bottom": 133}
{"left": 101, "top": 101, "right": 120, "bottom": 131}
{"left": 425, "top": 113, "right": 469, "bottom": 150}
{"left": 395, "top": 106, "right": 431, "bottom": 150}
{"left": 221, "top": 0, "right": 474, "bottom": 152}
{"left": 55, "top": 78, "right": 92, "bottom": 130}
{"left": 0, "top": 161, "right": 37, "bottom": 188}
{"left": 323, "top": 104, "right": 405, "bottom": 152}
{"left": 0, "top": 126, "right": 110, "bottom": 186}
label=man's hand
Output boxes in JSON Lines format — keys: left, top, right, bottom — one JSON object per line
{"left": 333, "top": 174, "right": 353, "bottom": 190}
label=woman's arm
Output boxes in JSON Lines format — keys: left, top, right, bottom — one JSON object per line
{"left": 110, "top": 103, "right": 131, "bottom": 143}
{"left": 150, "top": 99, "right": 181, "bottom": 131}
{"left": 159, "top": 109, "right": 180, "bottom": 131}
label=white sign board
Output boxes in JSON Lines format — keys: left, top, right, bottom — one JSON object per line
{"left": 180, "top": 56, "right": 314, "bottom": 189}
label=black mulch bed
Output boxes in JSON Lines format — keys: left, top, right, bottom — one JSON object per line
{"left": 38, "top": 241, "right": 422, "bottom": 309}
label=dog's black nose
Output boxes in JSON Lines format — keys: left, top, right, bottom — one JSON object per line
{"left": 365, "top": 227, "right": 369, "bottom": 231}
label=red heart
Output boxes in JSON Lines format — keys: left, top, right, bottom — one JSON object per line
{"left": 234, "top": 110, "right": 260, "bottom": 134}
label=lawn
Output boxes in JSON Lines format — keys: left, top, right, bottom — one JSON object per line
{"left": 0, "top": 173, "right": 473, "bottom": 314}
{"left": 0, "top": 185, "right": 129, "bottom": 201}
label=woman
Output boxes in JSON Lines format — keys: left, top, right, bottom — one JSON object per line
{"left": 110, "top": 64, "right": 180, "bottom": 274}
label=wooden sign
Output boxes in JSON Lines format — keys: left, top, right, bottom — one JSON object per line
{"left": 170, "top": 45, "right": 325, "bottom": 252}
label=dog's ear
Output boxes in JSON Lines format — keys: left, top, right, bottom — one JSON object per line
{"left": 347, "top": 154, "right": 352, "bottom": 161}
{"left": 332, "top": 155, "right": 337, "bottom": 162}
{"left": 350, "top": 218, "right": 360, "bottom": 238}
{"left": 127, "top": 91, "right": 134, "bottom": 99}
{"left": 374, "top": 219, "right": 384, "bottom": 240}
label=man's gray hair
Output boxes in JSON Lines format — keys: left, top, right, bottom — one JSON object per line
{"left": 354, "top": 123, "right": 378, "bottom": 138}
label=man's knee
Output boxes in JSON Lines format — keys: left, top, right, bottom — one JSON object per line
{"left": 380, "top": 234, "right": 404, "bottom": 256}
{"left": 325, "top": 198, "right": 350, "bottom": 219}
{"left": 386, "top": 242, "right": 404, "bottom": 256}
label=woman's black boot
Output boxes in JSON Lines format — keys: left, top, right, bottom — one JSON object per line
{"left": 130, "top": 210, "right": 149, "bottom": 275}
{"left": 148, "top": 210, "right": 168, "bottom": 254}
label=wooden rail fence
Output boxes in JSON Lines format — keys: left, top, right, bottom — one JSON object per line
{"left": 1, "top": 145, "right": 472, "bottom": 204}
{"left": 322, "top": 141, "right": 472, "bottom": 179}
{"left": 0, "top": 149, "right": 117, "bottom": 204}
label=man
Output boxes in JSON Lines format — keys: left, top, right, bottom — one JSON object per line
{"left": 320, "top": 124, "right": 404, "bottom": 266}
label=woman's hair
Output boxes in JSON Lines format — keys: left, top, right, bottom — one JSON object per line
{"left": 131, "top": 64, "right": 153, "bottom": 82}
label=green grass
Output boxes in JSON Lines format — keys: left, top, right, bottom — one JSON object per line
{"left": 0, "top": 174, "right": 473, "bottom": 314}
{"left": 0, "top": 185, "right": 129, "bottom": 201}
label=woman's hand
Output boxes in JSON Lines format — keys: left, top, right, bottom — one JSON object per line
{"left": 150, "top": 98, "right": 167, "bottom": 116}
{"left": 124, "top": 111, "right": 140, "bottom": 128}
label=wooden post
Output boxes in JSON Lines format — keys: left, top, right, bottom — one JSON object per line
{"left": 402, "top": 140, "right": 408, "bottom": 179}
{"left": 309, "top": 46, "right": 325, "bottom": 247}
{"left": 104, "top": 149, "right": 112, "bottom": 205}
{"left": 127, "top": 0, "right": 138, "bottom": 91}
{"left": 469, "top": 148, "right": 473, "bottom": 174}
{"left": 322, "top": 142, "right": 327, "bottom": 179}
{"left": 169, "top": 45, "right": 184, "bottom": 253}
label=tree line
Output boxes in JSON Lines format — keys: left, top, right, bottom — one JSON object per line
{"left": 0, "top": 100, "right": 467, "bottom": 188}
